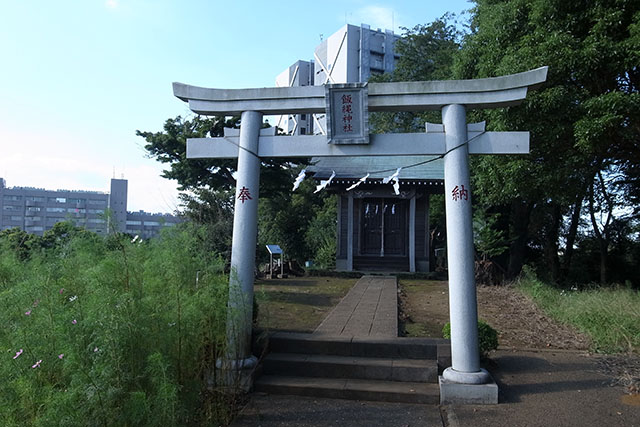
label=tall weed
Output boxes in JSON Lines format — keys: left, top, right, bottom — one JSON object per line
{"left": 517, "top": 267, "right": 640, "bottom": 353}
{"left": 0, "top": 223, "right": 233, "bottom": 426}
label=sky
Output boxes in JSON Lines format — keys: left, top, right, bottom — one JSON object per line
{"left": 0, "top": 0, "right": 472, "bottom": 213}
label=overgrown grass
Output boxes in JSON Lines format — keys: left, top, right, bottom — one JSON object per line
{"left": 0, "top": 223, "right": 238, "bottom": 426}
{"left": 517, "top": 267, "right": 640, "bottom": 354}
{"left": 254, "top": 277, "right": 355, "bottom": 332}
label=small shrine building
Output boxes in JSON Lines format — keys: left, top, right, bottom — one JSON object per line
{"left": 310, "top": 155, "right": 444, "bottom": 272}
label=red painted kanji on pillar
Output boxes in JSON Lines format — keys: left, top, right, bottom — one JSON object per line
{"left": 451, "top": 185, "right": 469, "bottom": 201}
{"left": 238, "top": 186, "right": 252, "bottom": 203}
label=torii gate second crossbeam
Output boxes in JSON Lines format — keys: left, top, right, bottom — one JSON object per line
{"left": 173, "top": 67, "right": 548, "bottom": 403}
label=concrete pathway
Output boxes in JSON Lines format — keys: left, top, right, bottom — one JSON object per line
{"left": 313, "top": 275, "right": 397, "bottom": 338}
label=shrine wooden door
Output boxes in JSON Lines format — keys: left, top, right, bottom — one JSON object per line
{"left": 360, "top": 198, "right": 407, "bottom": 256}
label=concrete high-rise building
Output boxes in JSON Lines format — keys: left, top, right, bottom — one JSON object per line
{"left": 108, "top": 178, "right": 128, "bottom": 233}
{"left": 0, "top": 177, "right": 181, "bottom": 238}
{"left": 314, "top": 23, "right": 399, "bottom": 85}
{"left": 275, "top": 60, "right": 314, "bottom": 135}
{"left": 276, "top": 24, "right": 400, "bottom": 136}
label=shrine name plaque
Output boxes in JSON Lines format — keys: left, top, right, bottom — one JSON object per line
{"left": 325, "top": 83, "right": 369, "bottom": 145}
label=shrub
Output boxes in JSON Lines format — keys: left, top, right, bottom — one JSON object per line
{"left": 442, "top": 320, "right": 499, "bottom": 357}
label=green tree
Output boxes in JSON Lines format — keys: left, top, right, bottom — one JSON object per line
{"left": 304, "top": 195, "right": 338, "bottom": 269}
{"left": 455, "top": 0, "right": 640, "bottom": 283}
{"left": 0, "top": 227, "right": 42, "bottom": 260}
{"left": 370, "top": 16, "right": 463, "bottom": 134}
{"left": 473, "top": 208, "right": 508, "bottom": 261}
{"left": 137, "top": 115, "right": 295, "bottom": 197}
{"left": 137, "top": 115, "right": 308, "bottom": 264}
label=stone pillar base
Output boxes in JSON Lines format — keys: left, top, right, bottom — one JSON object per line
{"left": 207, "top": 356, "right": 258, "bottom": 393}
{"left": 439, "top": 372, "right": 498, "bottom": 405}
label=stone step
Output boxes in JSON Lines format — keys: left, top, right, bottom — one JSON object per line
{"left": 263, "top": 353, "right": 438, "bottom": 383}
{"left": 353, "top": 256, "right": 409, "bottom": 272}
{"left": 255, "top": 375, "right": 440, "bottom": 404}
{"left": 268, "top": 332, "right": 450, "bottom": 367}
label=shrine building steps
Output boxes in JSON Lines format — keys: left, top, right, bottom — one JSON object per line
{"left": 255, "top": 332, "right": 450, "bottom": 404}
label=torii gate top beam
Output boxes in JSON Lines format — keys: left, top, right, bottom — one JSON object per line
{"left": 173, "top": 67, "right": 548, "bottom": 115}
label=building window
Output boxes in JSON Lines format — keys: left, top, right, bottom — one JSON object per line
{"left": 46, "top": 207, "right": 66, "bottom": 213}
{"left": 88, "top": 218, "right": 105, "bottom": 224}
{"left": 49, "top": 197, "right": 66, "bottom": 203}
{"left": 3, "top": 195, "right": 21, "bottom": 201}
{"left": 126, "top": 220, "right": 142, "bottom": 225}
{"left": 300, "top": 128, "right": 306, "bottom": 135}
{"left": 144, "top": 221, "right": 160, "bottom": 226}
{"left": 10, "top": 216, "right": 23, "bottom": 221}
{"left": 88, "top": 209, "right": 105, "bottom": 214}
{"left": 26, "top": 207, "right": 41, "bottom": 212}
{"left": 25, "top": 196, "right": 45, "bottom": 202}
{"left": 3, "top": 205, "right": 18, "bottom": 211}
{"left": 88, "top": 200, "right": 106, "bottom": 205}
{"left": 300, "top": 114, "right": 306, "bottom": 120}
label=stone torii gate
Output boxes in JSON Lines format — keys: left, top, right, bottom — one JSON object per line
{"left": 173, "top": 67, "right": 547, "bottom": 401}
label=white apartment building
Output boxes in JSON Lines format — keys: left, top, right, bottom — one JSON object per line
{"left": 0, "top": 178, "right": 181, "bottom": 238}
{"left": 276, "top": 24, "right": 400, "bottom": 136}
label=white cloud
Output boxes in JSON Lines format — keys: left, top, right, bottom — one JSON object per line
{"left": 105, "top": 0, "right": 118, "bottom": 9}
{"left": 122, "top": 163, "right": 181, "bottom": 214}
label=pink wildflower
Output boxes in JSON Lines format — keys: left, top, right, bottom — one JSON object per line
{"left": 25, "top": 310, "right": 31, "bottom": 316}
{"left": 31, "top": 359, "right": 42, "bottom": 368}
{"left": 59, "top": 288, "right": 64, "bottom": 294}
{"left": 13, "top": 349, "right": 23, "bottom": 359}
{"left": 58, "top": 354, "right": 64, "bottom": 359}
{"left": 72, "top": 319, "right": 77, "bottom": 325}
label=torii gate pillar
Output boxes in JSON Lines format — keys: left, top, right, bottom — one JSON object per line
{"left": 441, "top": 104, "right": 490, "bottom": 385}
{"left": 226, "top": 110, "right": 262, "bottom": 368}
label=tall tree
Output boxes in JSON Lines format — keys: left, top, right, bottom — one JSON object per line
{"left": 137, "top": 115, "right": 295, "bottom": 197}
{"left": 370, "top": 16, "right": 463, "bottom": 134}
{"left": 456, "top": 0, "right": 640, "bottom": 282}
{"left": 137, "top": 115, "right": 327, "bottom": 264}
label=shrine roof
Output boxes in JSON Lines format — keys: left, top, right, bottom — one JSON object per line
{"left": 308, "top": 156, "right": 444, "bottom": 181}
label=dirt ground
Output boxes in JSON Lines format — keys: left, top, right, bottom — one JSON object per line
{"left": 399, "top": 279, "right": 590, "bottom": 350}
{"left": 258, "top": 276, "right": 591, "bottom": 350}
{"left": 399, "top": 279, "right": 640, "bottom": 395}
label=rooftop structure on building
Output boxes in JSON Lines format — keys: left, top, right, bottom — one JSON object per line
{"left": 0, "top": 177, "right": 181, "bottom": 238}
{"left": 276, "top": 24, "right": 400, "bottom": 136}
